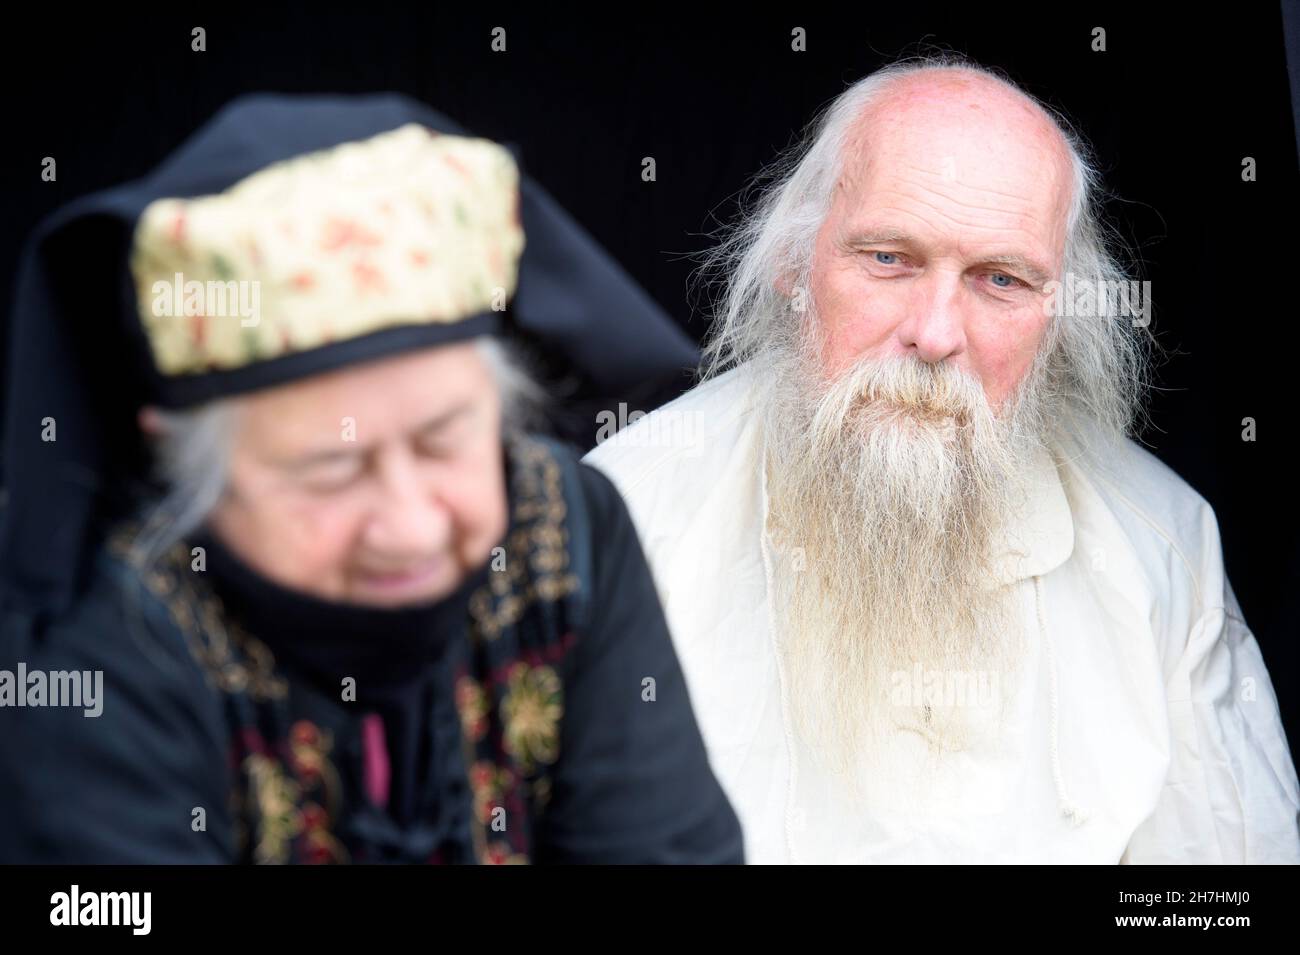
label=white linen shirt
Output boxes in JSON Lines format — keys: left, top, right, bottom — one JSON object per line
{"left": 583, "top": 363, "right": 1300, "bottom": 864}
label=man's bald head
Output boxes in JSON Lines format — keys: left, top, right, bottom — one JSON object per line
{"left": 840, "top": 66, "right": 1079, "bottom": 272}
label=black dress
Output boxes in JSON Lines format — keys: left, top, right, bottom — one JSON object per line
{"left": 0, "top": 435, "right": 743, "bottom": 864}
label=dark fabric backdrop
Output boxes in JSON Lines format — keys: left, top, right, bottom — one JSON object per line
{"left": 3, "top": 4, "right": 1297, "bottom": 760}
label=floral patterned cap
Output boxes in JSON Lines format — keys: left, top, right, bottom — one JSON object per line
{"left": 129, "top": 123, "right": 524, "bottom": 378}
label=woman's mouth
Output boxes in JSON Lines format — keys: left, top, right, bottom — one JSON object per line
{"left": 353, "top": 556, "right": 445, "bottom": 601}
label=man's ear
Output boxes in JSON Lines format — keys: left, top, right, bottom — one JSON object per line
{"left": 774, "top": 270, "right": 815, "bottom": 317}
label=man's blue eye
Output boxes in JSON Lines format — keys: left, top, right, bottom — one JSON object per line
{"left": 874, "top": 252, "right": 898, "bottom": 265}
{"left": 989, "top": 273, "right": 1016, "bottom": 288}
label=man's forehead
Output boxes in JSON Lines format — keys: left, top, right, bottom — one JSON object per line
{"left": 842, "top": 75, "right": 1073, "bottom": 211}
{"left": 830, "top": 81, "right": 1072, "bottom": 265}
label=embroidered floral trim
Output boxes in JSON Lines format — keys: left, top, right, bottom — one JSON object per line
{"left": 501, "top": 662, "right": 563, "bottom": 775}
{"left": 453, "top": 438, "right": 585, "bottom": 864}
{"left": 289, "top": 717, "right": 349, "bottom": 864}
{"left": 455, "top": 675, "right": 490, "bottom": 743}
{"left": 230, "top": 722, "right": 349, "bottom": 865}
{"left": 108, "top": 527, "right": 287, "bottom": 703}
{"left": 467, "top": 759, "right": 513, "bottom": 826}
{"left": 108, "top": 528, "right": 348, "bottom": 864}
{"left": 469, "top": 436, "right": 580, "bottom": 640}
{"left": 242, "top": 752, "right": 303, "bottom": 864}
{"left": 289, "top": 719, "right": 344, "bottom": 824}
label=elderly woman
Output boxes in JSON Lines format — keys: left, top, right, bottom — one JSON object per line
{"left": 0, "top": 95, "right": 741, "bottom": 864}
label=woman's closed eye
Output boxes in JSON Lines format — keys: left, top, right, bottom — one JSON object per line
{"left": 295, "top": 455, "right": 366, "bottom": 492}
{"left": 414, "top": 409, "right": 476, "bottom": 458}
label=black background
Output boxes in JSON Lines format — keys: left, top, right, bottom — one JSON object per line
{"left": 3, "top": 5, "right": 1298, "bottom": 758}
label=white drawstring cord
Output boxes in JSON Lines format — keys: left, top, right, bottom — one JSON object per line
{"left": 1036, "top": 574, "right": 1091, "bottom": 827}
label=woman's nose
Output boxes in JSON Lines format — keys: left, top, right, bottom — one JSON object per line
{"left": 363, "top": 447, "right": 451, "bottom": 554}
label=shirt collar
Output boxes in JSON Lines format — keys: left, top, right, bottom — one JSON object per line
{"left": 987, "top": 441, "right": 1075, "bottom": 586}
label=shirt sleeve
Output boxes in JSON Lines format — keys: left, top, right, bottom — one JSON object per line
{"left": 1122, "top": 575, "right": 1300, "bottom": 863}
{"left": 531, "top": 461, "right": 745, "bottom": 864}
{"left": 0, "top": 558, "right": 236, "bottom": 863}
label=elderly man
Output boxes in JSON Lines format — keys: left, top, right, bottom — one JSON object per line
{"left": 585, "top": 57, "right": 1300, "bottom": 863}
{"left": 0, "top": 94, "right": 741, "bottom": 864}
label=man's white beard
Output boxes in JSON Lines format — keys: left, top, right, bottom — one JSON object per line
{"left": 759, "top": 324, "right": 1056, "bottom": 786}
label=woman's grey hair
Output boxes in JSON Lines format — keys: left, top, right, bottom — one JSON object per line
{"left": 696, "top": 53, "right": 1156, "bottom": 451}
{"left": 129, "top": 334, "right": 543, "bottom": 568}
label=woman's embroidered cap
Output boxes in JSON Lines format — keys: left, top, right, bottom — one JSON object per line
{"left": 129, "top": 125, "right": 524, "bottom": 377}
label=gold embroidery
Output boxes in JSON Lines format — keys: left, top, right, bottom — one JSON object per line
{"left": 467, "top": 759, "right": 513, "bottom": 826}
{"left": 238, "top": 725, "right": 349, "bottom": 866}
{"left": 468, "top": 437, "right": 580, "bottom": 640}
{"left": 501, "top": 662, "right": 563, "bottom": 774}
{"left": 108, "top": 526, "right": 348, "bottom": 864}
{"left": 290, "top": 720, "right": 343, "bottom": 823}
{"left": 108, "top": 526, "right": 287, "bottom": 702}
{"left": 454, "top": 437, "right": 582, "bottom": 863}
{"left": 242, "top": 752, "right": 303, "bottom": 864}
{"left": 455, "top": 675, "right": 490, "bottom": 743}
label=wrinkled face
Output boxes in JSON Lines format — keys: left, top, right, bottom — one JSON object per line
{"left": 807, "top": 75, "right": 1073, "bottom": 410}
{"left": 207, "top": 342, "right": 509, "bottom": 608}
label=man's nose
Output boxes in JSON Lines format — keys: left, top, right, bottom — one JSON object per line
{"left": 895, "top": 269, "right": 968, "bottom": 363}
{"left": 363, "top": 447, "right": 450, "bottom": 554}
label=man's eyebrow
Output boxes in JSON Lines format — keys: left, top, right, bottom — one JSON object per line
{"left": 845, "top": 227, "right": 1053, "bottom": 287}
{"left": 844, "top": 227, "right": 915, "bottom": 246}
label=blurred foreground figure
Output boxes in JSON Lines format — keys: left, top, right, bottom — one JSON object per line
{"left": 0, "top": 95, "right": 740, "bottom": 864}
{"left": 586, "top": 57, "right": 1300, "bottom": 863}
